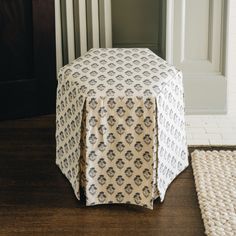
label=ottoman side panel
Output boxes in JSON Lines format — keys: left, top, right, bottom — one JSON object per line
{"left": 156, "top": 71, "right": 189, "bottom": 201}
{"left": 55, "top": 68, "right": 86, "bottom": 200}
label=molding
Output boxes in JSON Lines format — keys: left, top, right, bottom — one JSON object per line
{"left": 66, "top": 0, "right": 75, "bottom": 62}
{"left": 78, "top": 0, "right": 87, "bottom": 55}
{"left": 166, "top": 0, "right": 228, "bottom": 114}
{"left": 183, "top": 74, "right": 226, "bottom": 80}
{"left": 186, "top": 108, "right": 227, "bottom": 115}
{"left": 180, "top": 0, "right": 186, "bottom": 63}
{"left": 176, "top": 0, "right": 225, "bottom": 74}
{"left": 59, "top": 0, "right": 69, "bottom": 65}
{"left": 73, "top": 0, "right": 80, "bottom": 57}
{"left": 99, "top": 0, "right": 112, "bottom": 48}
{"left": 208, "top": 0, "right": 213, "bottom": 62}
{"left": 91, "top": 0, "right": 100, "bottom": 48}
{"left": 166, "top": 0, "right": 174, "bottom": 63}
{"left": 55, "top": 0, "right": 63, "bottom": 72}
{"left": 104, "top": 0, "right": 112, "bottom": 47}
{"left": 160, "top": 0, "right": 166, "bottom": 58}
{"left": 224, "top": 0, "right": 230, "bottom": 113}
{"left": 86, "top": 0, "right": 100, "bottom": 49}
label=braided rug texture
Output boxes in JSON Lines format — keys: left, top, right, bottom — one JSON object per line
{"left": 191, "top": 150, "right": 236, "bottom": 236}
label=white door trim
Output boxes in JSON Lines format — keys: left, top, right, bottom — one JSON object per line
{"left": 166, "top": 0, "right": 228, "bottom": 114}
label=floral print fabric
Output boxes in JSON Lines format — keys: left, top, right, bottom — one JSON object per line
{"left": 56, "top": 48, "right": 188, "bottom": 209}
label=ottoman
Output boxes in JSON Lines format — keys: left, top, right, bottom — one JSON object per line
{"left": 55, "top": 48, "right": 188, "bottom": 209}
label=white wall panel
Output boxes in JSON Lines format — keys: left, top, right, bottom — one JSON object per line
{"left": 167, "top": 0, "right": 227, "bottom": 114}
{"left": 173, "top": 0, "right": 225, "bottom": 74}
{"left": 78, "top": 0, "right": 88, "bottom": 55}
{"left": 227, "top": 0, "right": 236, "bottom": 115}
{"left": 99, "top": 0, "right": 112, "bottom": 47}
{"left": 185, "top": 0, "right": 209, "bottom": 60}
{"left": 55, "top": 0, "right": 63, "bottom": 72}
{"left": 66, "top": 0, "right": 76, "bottom": 62}
{"left": 91, "top": 0, "right": 100, "bottom": 48}
{"left": 55, "top": 0, "right": 112, "bottom": 65}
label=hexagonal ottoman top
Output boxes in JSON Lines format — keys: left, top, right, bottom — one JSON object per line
{"left": 56, "top": 48, "right": 188, "bottom": 209}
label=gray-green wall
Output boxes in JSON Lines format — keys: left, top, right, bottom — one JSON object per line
{"left": 111, "top": 0, "right": 166, "bottom": 58}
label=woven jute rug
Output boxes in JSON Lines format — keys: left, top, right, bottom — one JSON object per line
{"left": 191, "top": 150, "right": 236, "bottom": 236}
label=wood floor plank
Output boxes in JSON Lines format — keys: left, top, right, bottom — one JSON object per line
{"left": 0, "top": 115, "right": 205, "bottom": 236}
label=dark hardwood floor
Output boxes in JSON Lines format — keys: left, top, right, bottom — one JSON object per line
{"left": 0, "top": 115, "right": 206, "bottom": 236}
